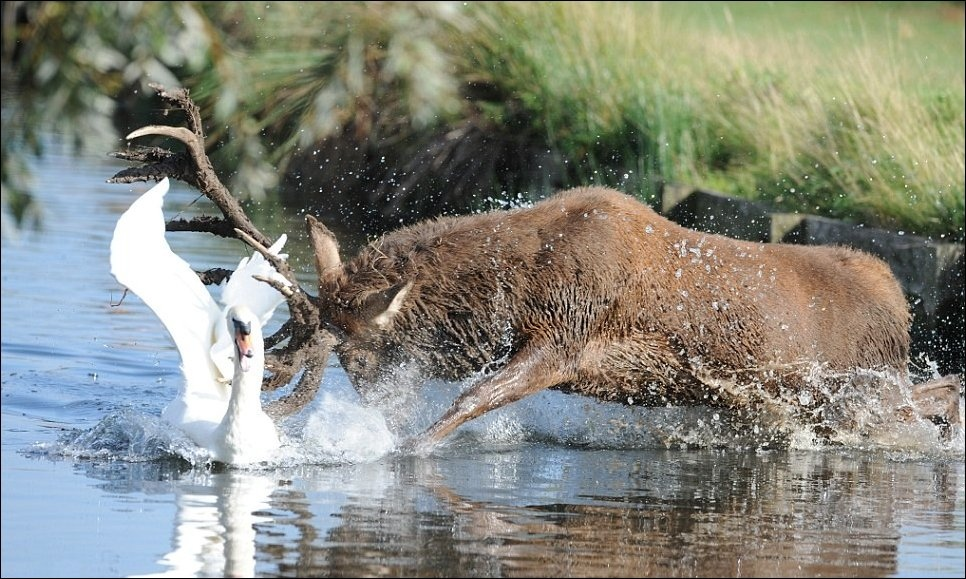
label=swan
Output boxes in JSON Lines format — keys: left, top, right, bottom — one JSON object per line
{"left": 110, "top": 177, "right": 288, "bottom": 465}
{"left": 209, "top": 304, "right": 282, "bottom": 464}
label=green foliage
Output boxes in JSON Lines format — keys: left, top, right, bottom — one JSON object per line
{"left": 458, "top": 1, "right": 964, "bottom": 239}
{"left": 182, "top": 2, "right": 470, "bottom": 200}
{"left": 1, "top": 1, "right": 214, "bottom": 236}
{"left": 2, "top": 1, "right": 963, "bottom": 240}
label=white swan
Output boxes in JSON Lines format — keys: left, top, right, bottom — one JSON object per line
{"left": 209, "top": 304, "right": 282, "bottom": 464}
{"left": 110, "top": 177, "right": 288, "bottom": 465}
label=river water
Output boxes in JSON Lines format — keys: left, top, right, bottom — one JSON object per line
{"left": 1, "top": 147, "right": 963, "bottom": 578}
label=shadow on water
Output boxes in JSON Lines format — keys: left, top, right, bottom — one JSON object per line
{"left": 1, "top": 148, "right": 964, "bottom": 578}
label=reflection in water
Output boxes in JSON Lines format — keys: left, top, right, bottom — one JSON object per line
{"left": 71, "top": 446, "right": 960, "bottom": 578}
{"left": 131, "top": 470, "right": 276, "bottom": 578}
{"left": 215, "top": 447, "right": 960, "bottom": 578}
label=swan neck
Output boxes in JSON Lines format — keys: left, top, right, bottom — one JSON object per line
{"left": 227, "top": 356, "right": 266, "bottom": 414}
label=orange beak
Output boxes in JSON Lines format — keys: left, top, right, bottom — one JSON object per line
{"left": 233, "top": 321, "right": 254, "bottom": 373}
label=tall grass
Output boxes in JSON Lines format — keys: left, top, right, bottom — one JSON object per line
{"left": 4, "top": 1, "right": 963, "bottom": 240}
{"left": 461, "top": 1, "right": 964, "bottom": 239}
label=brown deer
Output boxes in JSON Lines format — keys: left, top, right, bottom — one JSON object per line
{"left": 313, "top": 186, "right": 960, "bottom": 451}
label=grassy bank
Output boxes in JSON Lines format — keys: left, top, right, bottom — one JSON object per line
{"left": 458, "top": 1, "right": 964, "bottom": 238}
{"left": 3, "top": 1, "right": 963, "bottom": 240}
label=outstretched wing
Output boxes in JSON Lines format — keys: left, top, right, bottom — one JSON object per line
{"left": 210, "top": 235, "right": 292, "bottom": 380}
{"left": 110, "top": 178, "right": 223, "bottom": 393}
{"left": 220, "top": 233, "right": 290, "bottom": 325}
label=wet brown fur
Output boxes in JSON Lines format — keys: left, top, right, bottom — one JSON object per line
{"left": 317, "top": 186, "right": 950, "bottom": 448}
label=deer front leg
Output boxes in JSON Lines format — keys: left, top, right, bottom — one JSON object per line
{"left": 407, "top": 347, "right": 568, "bottom": 455}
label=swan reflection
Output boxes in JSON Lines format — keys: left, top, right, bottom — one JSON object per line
{"left": 133, "top": 470, "right": 276, "bottom": 578}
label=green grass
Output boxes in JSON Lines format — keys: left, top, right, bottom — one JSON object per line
{"left": 458, "top": 1, "right": 965, "bottom": 239}
{"left": 4, "top": 1, "right": 963, "bottom": 241}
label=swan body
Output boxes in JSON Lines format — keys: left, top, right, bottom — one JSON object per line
{"left": 110, "top": 178, "right": 288, "bottom": 464}
{"left": 208, "top": 305, "right": 282, "bottom": 464}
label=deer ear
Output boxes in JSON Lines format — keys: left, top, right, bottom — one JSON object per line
{"left": 306, "top": 214, "right": 343, "bottom": 288}
{"left": 365, "top": 281, "right": 414, "bottom": 329}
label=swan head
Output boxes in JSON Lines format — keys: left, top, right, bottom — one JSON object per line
{"left": 227, "top": 305, "right": 263, "bottom": 374}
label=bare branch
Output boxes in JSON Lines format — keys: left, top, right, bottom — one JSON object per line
{"left": 265, "top": 319, "right": 295, "bottom": 349}
{"left": 166, "top": 216, "right": 237, "bottom": 238}
{"left": 110, "top": 145, "right": 178, "bottom": 164}
{"left": 234, "top": 228, "right": 299, "bottom": 287}
{"left": 265, "top": 331, "right": 338, "bottom": 418}
{"left": 108, "top": 146, "right": 197, "bottom": 186}
{"left": 147, "top": 83, "right": 205, "bottom": 136}
{"left": 254, "top": 274, "right": 296, "bottom": 298}
{"left": 110, "top": 84, "right": 271, "bottom": 248}
{"left": 127, "top": 125, "right": 199, "bottom": 152}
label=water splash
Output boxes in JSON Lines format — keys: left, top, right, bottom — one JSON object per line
{"left": 407, "top": 361, "right": 964, "bottom": 459}
{"left": 25, "top": 362, "right": 963, "bottom": 468}
{"left": 791, "top": 364, "right": 964, "bottom": 457}
{"left": 296, "top": 392, "right": 396, "bottom": 464}
{"left": 27, "top": 390, "right": 397, "bottom": 469}
{"left": 27, "top": 407, "right": 189, "bottom": 463}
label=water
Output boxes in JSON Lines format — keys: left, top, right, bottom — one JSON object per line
{"left": 1, "top": 148, "right": 964, "bottom": 578}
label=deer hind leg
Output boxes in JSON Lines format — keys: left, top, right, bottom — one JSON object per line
{"left": 909, "top": 374, "right": 963, "bottom": 437}
{"left": 407, "top": 346, "right": 570, "bottom": 454}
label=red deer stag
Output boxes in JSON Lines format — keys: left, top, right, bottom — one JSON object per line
{"left": 313, "top": 186, "right": 960, "bottom": 451}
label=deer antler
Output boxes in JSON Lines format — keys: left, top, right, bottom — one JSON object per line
{"left": 109, "top": 83, "right": 336, "bottom": 418}
{"left": 112, "top": 85, "right": 270, "bottom": 248}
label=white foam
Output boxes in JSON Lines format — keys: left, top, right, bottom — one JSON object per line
{"left": 30, "top": 363, "right": 964, "bottom": 466}
{"left": 299, "top": 392, "right": 396, "bottom": 464}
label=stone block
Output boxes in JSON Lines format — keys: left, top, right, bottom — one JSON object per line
{"left": 660, "top": 184, "right": 772, "bottom": 242}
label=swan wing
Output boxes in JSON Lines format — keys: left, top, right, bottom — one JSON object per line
{"left": 210, "top": 235, "right": 291, "bottom": 380}
{"left": 110, "top": 178, "right": 223, "bottom": 396}
{"left": 220, "top": 233, "right": 290, "bottom": 324}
